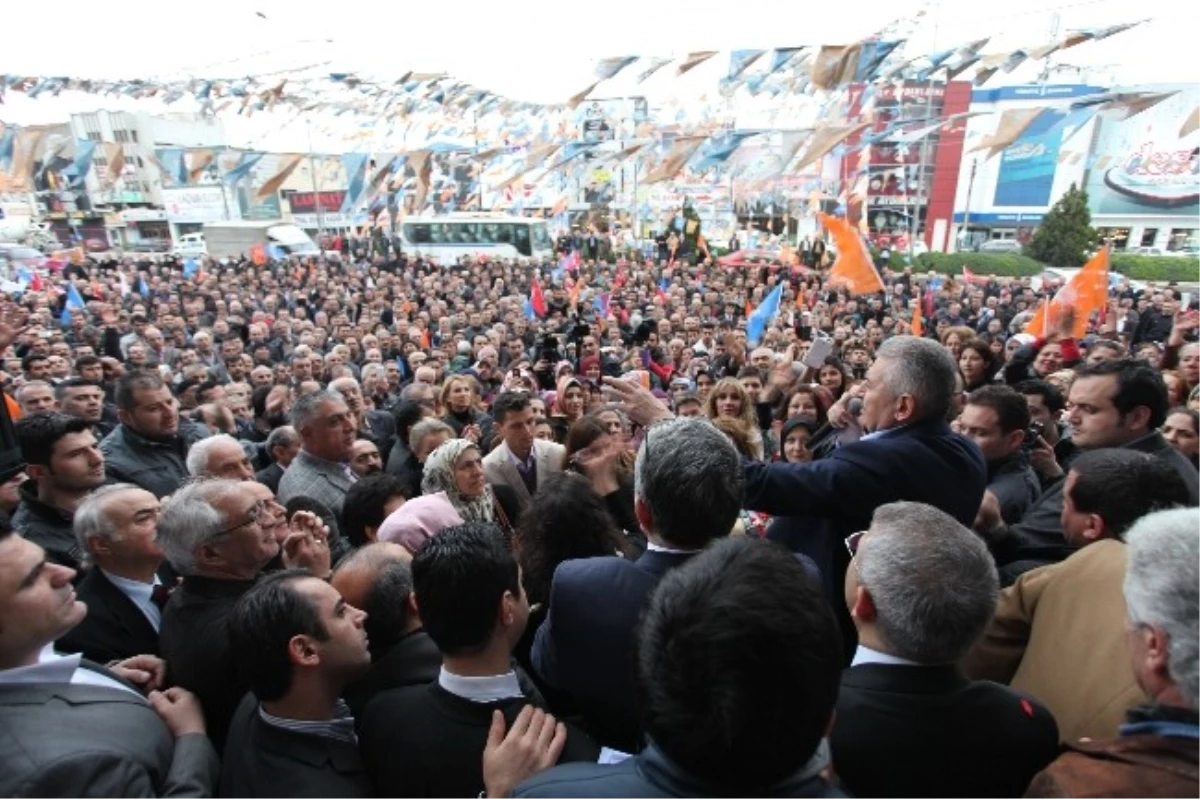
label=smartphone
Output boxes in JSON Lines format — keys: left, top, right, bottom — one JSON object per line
{"left": 1022, "top": 421, "right": 1045, "bottom": 451}
{"left": 802, "top": 337, "right": 833, "bottom": 369}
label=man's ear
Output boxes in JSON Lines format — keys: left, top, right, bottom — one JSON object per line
{"left": 851, "top": 586, "right": 877, "bottom": 625}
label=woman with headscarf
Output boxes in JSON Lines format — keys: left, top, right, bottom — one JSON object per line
{"left": 549, "top": 375, "right": 586, "bottom": 444}
{"left": 420, "top": 438, "right": 519, "bottom": 541}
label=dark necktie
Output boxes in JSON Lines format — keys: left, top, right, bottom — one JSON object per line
{"left": 516, "top": 459, "right": 537, "bottom": 495}
{"left": 151, "top": 584, "right": 171, "bottom": 611}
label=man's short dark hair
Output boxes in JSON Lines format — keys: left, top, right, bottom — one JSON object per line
{"left": 73, "top": 354, "right": 102, "bottom": 374}
{"left": 352, "top": 550, "right": 416, "bottom": 652}
{"left": 637, "top": 537, "right": 842, "bottom": 790}
{"left": 1073, "top": 358, "right": 1169, "bottom": 429}
{"left": 1068, "top": 450, "right": 1191, "bottom": 540}
{"left": 1014, "top": 379, "right": 1065, "bottom": 415}
{"left": 197, "top": 379, "right": 225, "bottom": 403}
{"left": 115, "top": 370, "right": 168, "bottom": 410}
{"left": 411, "top": 522, "right": 520, "bottom": 657}
{"left": 16, "top": 413, "right": 93, "bottom": 467}
{"left": 490, "top": 391, "right": 531, "bottom": 425}
{"left": 21, "top": 353, "right": 48, "bottom": 372}
{"left": 228, "top": 569, "right": 327, "bottom": 701}
{"left": 342, "top": 474, "right": 410, "bottom": 548}
{"left": 54, "top": 377, "right": 104, "bottom": 401}
{"left": 966, "top": 385, "right": 1031, "bottom": 434}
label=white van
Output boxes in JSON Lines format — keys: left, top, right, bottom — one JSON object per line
{"left": 173, "top": 232, "right": 207, "bottom": 257}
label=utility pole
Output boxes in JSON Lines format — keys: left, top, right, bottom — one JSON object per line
{"left": 1038, "top": 12, "right": 1061, "bottom": 84}
{"left": 961, "top": 157, "right": 978, "bottom": 252}
{"left": 306, "top": 119, "right": 324, "bottom": 234}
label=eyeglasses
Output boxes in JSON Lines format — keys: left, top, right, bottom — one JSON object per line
{"left": 845, "top": 531, "right": 866, "bottom": 557}
{"left": 218, "top": 500, "right": 266, "bottom": 537}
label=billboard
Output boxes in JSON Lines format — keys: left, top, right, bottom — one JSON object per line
{"left": 1085, "top": 88, "right": 1199, "bottom": 217}
{"left": 993, "top": 109, "right": 1067, "bottom": 207}
{"left": 163, "top": 187, "right": 229, "bottom": 223}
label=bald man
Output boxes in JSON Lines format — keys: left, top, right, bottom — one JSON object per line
{"left": 333, "top": 543, "right": 439, "bottom": 715}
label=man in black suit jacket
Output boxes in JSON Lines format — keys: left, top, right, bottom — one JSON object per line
{"left": 158, "top": 478, "right": 330, "bottom": 754}
{"left": 361, "top": 523, "right": 599, "bottom": 797}
{"left": 830, "top": 501, "right": 1059, "bottom": 798}
{"left": 979, "top": 358, "right": 1200, "bottom": 584}
{"left": 331, "top": 542, "right": 441, "bottom": 715}
{"left": 509, "top": 537, "right": 844, "bottom": 798}
{"left": 221, "top": 570, "right": 372, "bottom": 798}
{"left": 0, "top": 518, "right": 218, "bottom": 797}
{"left": 255, "top": 425, "right": 300, "bottom": 495}
{"left": 56, "top": 484, "right": 167, "bottom": 664}
{"left": 531, "top": 417, "right": 745, "bottom": 752}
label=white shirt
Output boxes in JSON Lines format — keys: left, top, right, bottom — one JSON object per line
{"left": 851, "top": 645, "right": 920, "bottom": 668}
{"left": 0, "top": 644, "right": 142, "bottom": 697}
{"left": 645, "top": 541, "right": 701, "bottom": 555}
{"left": 437, "top": 667, "right": 523, "bottom": 704}
{"left": 102, "top": 570, "right": 162, "bottom": 632}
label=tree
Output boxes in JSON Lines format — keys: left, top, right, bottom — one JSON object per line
{"left": 1023, "top": 183, "right": 1099, "bottom": 267}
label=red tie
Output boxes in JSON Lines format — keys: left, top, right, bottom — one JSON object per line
{"left": 151, "top": 584, "right": 171, "bottom": 611}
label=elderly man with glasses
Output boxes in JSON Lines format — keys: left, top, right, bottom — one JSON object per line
{"left": 157, "top": 478, "right": 332, "bottom": 756}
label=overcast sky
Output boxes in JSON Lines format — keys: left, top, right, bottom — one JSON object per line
{"left": 2, "top": 0, "right": 1197, "bottom": 150}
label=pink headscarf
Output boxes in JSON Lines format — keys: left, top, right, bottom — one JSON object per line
{"left": 376, "top": 492, "right": 464, "bottom": 555}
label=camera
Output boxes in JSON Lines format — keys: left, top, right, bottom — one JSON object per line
{"left": 534, "top": 334, "right": 562, "bottom": 367}
{"left": 1022, "top": 421, "right": 1045, "bottom": 451}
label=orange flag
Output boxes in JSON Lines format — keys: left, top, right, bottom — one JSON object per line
{"left": 1023, "top": 300, "right": 1049, "bottom": 338}
{"left": 911, "top": 302, "right": 924, "bottom": 337}
{"left": 817, "top": 213, "right": 884, "bottom": 296}
{"left": 569, "top": 278, "right": 586, "bottom": 308}
{"left": 1023, "top": 246, "right": 1110, "bottom": 339}
{"left": 250, "top": 244, "right": 267, "bottom": 266}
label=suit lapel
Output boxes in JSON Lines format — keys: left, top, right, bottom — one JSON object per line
{"left": 92, "top": 570, "right": 158, "bottom": 643}
{"left": 491, "top": 443, "right": 532, "bottom": 504}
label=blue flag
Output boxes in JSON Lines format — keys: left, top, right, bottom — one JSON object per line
{"left": 746, "top": 283, "right": 783, "bottom": 346}
{"left": 184, "top": 259, "right": 199, "bottom": 278}
{"left": 138, "top": 275, "right": 150, "bottom": 297}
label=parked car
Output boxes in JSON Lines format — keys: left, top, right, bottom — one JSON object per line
{"left": 978, "top": 239, "right": 1023, "bottom": 253}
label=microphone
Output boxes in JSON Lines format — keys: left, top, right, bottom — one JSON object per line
{"left": 805, "top": 396, "right": 863, "bottom": 451}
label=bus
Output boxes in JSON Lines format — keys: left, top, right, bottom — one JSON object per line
{"left": 399, "top": 214, "right": 554, "bottom": 262}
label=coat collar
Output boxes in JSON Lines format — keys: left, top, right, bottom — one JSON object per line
{"left": 841, "top": 662, "right": 970, "bottom": 695}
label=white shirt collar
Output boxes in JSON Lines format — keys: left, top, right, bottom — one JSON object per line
{"left": 101, "top": 570, "right": 162, "bottom": 631}
{"left": 645, "top": 540, "right": 702, "bottom": 555}
{"left": 0, "top": 644, "right": 141, "bottom": 696}
{"left": 437, "top": 666, "right": 523, "bottom": 704}
{"left": 851, "top": 644, "right": 921, "bottom": 668}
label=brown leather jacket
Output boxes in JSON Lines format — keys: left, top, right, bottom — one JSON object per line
{"left": 1025, "top": 734, "right": 1198, "bottom": 797}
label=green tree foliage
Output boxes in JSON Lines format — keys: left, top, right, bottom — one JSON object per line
{"left": 1023, "top": 183, "right": 1098, "bottom": 267}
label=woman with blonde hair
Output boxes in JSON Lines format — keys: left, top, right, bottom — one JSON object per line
{"left": 439, "top": 374, "right": 493, "bottom": 449}
{"left": 704, "top": 377, "right": 764, "bottom": 459}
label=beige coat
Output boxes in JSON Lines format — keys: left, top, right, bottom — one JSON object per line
{"left": 482, "top": 438, "right": 566, "bottom": 511}
{"left": 963, "top": 539, "right": 1144, "bottom": 742}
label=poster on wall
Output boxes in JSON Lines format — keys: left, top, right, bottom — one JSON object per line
{"left": 1085, "top": 89, "right": 1200, "bottom": 216}
{"left": 993, "top": 109, "right": 1067, "bottom": 207}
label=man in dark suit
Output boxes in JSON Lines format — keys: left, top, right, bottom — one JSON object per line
{"left": 507, "top": 537, "right": 844, "bottom": 798}
{"left": 531, "top": 417, "right": 745, "bottom": 752}
{"left": 255, "top": 426, "right": 300, "bottom": 495}
{"left": 158, "top": 478, "right": 330, "bottom": 754}
{"left": 360, "top": 522, "right": 598, "bottom": 797}
{"left": 331, "top": 542, "right": 440, "bottom": 715}
{"left": 831, "top": 501, "right": 1059, "bottom": 798}
{"left": 979, "top": 358, "right": 1200, "bottom": 584}
{"left": 742, "top": 337, "right": 987, "bottom": 655}
{"left": 221, "top": 569, "right": 373, "bottom": 797}
{"left": 56, "top": 484, "right": 167, "bottom": 663}
{"left": 0, "top": 516, "right": 218, "bottom": 796}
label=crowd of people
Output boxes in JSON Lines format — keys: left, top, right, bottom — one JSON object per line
{"left": 0, "top": 240, "right": 1197, "bottom": 798}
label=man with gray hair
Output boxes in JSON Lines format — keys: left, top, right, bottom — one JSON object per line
{"left": 56, "top": 483, "right": 167, "bottom": 664}
{"left": 185, "top": 433, "right": 254, "bottom": 481}
{"left": 608, "top": 336, "right": 988, "bottom": 654}
{"left": 277, "top": 389, "right": 357, "bottom": 525}
{"left": 157, "top": 478, "right": 330, "bottom": 754}
{"left": 831, "top": 501, "right": 1058, "bottom": 798}
{"left": 531, "top": 416, "right": 745, "bottom": 752}
{"left": 255, "top": 425, "right": 299, "bottom": 494}
{"left": 1027, "top": 508, "right": 1198, "bottom": 798}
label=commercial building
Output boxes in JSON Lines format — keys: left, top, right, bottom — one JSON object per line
{"left": 947, "top": 83, "right": 1199, "bottom": 253}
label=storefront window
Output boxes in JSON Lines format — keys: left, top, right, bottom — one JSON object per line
{"left": 1096, "top": 227, "right": 1130, "bottom": 250}
{"left": 1140, "top": 228, "right": 1159, "bottom": 247}
{"left": 1167, "top": 228, "right": 1199, "bottom": 252}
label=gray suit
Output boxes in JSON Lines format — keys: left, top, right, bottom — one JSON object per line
{"left": 277, "top": 449, "right": 356, "bottom": 518}
{"left": 482, "top": 439, "right": 566, "bottom": 511}
{"left": 0, "top": 683, "right": 219, "bottom": 797}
